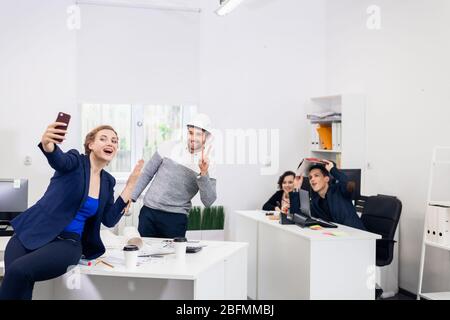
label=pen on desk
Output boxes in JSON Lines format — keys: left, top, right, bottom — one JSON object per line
{"left": 95, "top": 259, "right": 114, "bottom": 268}
{"left": 138, "top": 252, "right": 173, "bottom": 258}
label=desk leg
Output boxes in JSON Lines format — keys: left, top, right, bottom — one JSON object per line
{"left": 310, "top": 240, "right": 376, "bottom": 300}
{"left": 194, "top": 261, "right": 225, "bottom": 299}
{"left": 194, "top": 246, "right": 248, "bottom": 300}
{"left": 235, "top": 214, "right": 258, "bottom": 299}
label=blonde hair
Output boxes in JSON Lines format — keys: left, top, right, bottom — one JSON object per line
{"left": 84, "top": 125, "right": 118, "bottom": 155}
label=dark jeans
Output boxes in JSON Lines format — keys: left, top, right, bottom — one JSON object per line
{"left": 0, "top": 232, "right": 82, "bottom": 300}
{"left": 138, "top": 206, "right": 188, "bottom": 239}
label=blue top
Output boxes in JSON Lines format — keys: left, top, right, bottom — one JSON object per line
{"left": 63, "top": 196, "right": 99, "bottom": 235}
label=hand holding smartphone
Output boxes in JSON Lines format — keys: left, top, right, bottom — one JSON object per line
{"left": 40, "top": 112, "right": 71, "bottom": 153}
{"left": 55, "top": 112, "right": 71, "bottom": 143}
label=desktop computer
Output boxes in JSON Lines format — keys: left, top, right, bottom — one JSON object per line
{"left": 0, "top": 179, "right": 28, "bottom": 236}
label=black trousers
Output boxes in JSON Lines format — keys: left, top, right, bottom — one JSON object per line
{"left": 138, "top": 206, "right": 188, "bottom": 239}
{"left": 0, "top": 232, "right": 82, "bottom": 300}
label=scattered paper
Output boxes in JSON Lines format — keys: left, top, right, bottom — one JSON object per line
{"left": 322, "top": 231, "right": 348, "bottom": 237}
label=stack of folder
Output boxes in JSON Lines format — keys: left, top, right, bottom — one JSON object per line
{"left": 426, "top": 204, "right": 450, "bottom": 246}
{"left": 317, "top": 125, "right": 332, "bottom": 150}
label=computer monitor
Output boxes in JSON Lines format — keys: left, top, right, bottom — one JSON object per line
{"left": 334, "top": 169, "right": 361, "bottom": 201}
{"left": 0, "top": 179, "right": 28, "bottom": 221}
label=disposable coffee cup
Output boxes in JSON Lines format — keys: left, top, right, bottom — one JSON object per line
{"left": 173, "top": 237, "right": 187, "bottom": 260}
{"left": 123, "top": 244, "right": 139, "bottom": 269}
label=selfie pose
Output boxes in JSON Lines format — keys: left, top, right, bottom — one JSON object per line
{"left": 0, "top": 119, "right": 143, "bottom": 300}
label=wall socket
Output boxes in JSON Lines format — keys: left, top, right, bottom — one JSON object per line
{"left": 24, "top": 156, "right": 32, "bottom": 166}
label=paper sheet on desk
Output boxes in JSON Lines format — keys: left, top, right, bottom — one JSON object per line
{"left": 140, "top": 241, "right": 175, "bottom": 256}
{"left": 322, "top": 231, "right": 348, "bottom": 237}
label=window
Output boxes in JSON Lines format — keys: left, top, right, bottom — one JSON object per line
{"left": 81, "top": 104, "right": 193, "bottom": 179}
{"left": 143, "top": 105, "right": 183, "bottom": 161}
{"left": 81, "top": 104, "right": 132, "bottom": 173}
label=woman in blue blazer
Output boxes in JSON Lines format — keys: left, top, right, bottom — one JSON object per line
{"left": 0, "top": 121, "right": 143, "bottom": 300}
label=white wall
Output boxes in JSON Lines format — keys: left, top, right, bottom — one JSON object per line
{"left": 198, "top": 0, "right": 326, "bottom": 240}
{"left": 325, "top": 0, "right": 450, "bottom": 293}
{"left": 0, "top": 0, "right": 78, "bottom": 204}
{"left": 0, "top": 0, "right": 326, "bottom": 241}
{"left": 0, "top": 0, "right": 201, "bottom": 204}
{"left": 77, "top": 1, "right": 200, "bottom": 104}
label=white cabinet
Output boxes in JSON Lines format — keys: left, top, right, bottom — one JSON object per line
{"left": 307, "top": 94, "right": 367, "bottom": 192}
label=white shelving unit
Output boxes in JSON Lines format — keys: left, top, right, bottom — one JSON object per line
{"left": 417, "top": 146, "right": 450, "bottom": 300}
{"left": 307, "top": 93, "right": 367, "bottom": 192}
{"left": 307, "top": 94, "right": 399, "bottom": 298}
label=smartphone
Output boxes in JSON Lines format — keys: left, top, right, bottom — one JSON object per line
{"left": 55, "top": 112, "right": 71, "bottom": 143}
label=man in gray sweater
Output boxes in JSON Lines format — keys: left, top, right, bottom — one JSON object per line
{"left": 131, "top": 113, "right": 217, "bottom": 238}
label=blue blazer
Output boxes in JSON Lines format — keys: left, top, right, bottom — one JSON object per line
{"left": 290, "top": 167, "right": 366, "bottom": 230}
{"left": 11, "top": 143, "right": 127, "bottom": 260}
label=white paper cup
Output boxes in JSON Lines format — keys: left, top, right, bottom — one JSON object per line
{"left": 123, "top": 244, "right": 139, "bottom": 269}
{"left": 173, "top": 237, "right": 187, "bottom": 260}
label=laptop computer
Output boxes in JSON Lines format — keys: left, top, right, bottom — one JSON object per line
{"left": 294, "top": 189, "right": 337, "bottom": 228}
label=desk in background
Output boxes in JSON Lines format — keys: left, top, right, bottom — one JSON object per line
{"left": 235, "top": 210, "right": 381, "bottom": 300}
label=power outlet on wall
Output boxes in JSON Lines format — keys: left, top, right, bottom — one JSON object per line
{"left": 24, "top": 156, "right": 32, "bottom": 166}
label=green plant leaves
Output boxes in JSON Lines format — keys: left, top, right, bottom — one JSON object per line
{"left": 188, "top": 206, "right": 225, "bottom": 230}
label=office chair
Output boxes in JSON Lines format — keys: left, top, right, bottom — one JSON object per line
{"left": 356, "top": 194, "right": 402, "bottom": 298}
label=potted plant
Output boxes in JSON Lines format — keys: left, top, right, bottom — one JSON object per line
{"left": 186, "top": 206, "right": 225, "bottom": 241}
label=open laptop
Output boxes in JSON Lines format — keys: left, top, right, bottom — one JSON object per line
{"left": 293, "top": 189, "right": 337, "bottom": 228}
{"left": 300, "top": 189, "right": 311, "bottom": 216}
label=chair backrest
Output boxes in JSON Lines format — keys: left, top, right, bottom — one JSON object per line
{"left": 358, "top": 194, "right": 402, "bottom": 267}
{"left": 360, "top": 194, "right": 402, "bottom": 240}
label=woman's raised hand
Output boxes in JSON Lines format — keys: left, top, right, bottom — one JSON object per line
{"left": 127, "top": 160, "right": 144, "bottom": 187}
{"left": 120, "top": 160, "right": 145, "bottom": 205}
{"left": 41, "top": 122, "right": 68, "bottom": 153}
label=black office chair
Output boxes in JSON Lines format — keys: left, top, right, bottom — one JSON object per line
{"left": 357, "top": 194, "right": 402, "bottom": 266}
{"left": 356, "top": 194, "right": 402, "bottom": 298}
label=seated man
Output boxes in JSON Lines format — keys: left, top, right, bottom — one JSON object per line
{"left": 290, "top": 160, "right": 366, "bottom": 230}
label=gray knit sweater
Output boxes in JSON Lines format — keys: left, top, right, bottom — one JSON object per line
{"left": 131, "top": 144, "right": 217, "bottom": 215}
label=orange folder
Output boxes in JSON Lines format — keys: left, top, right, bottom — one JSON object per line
{"left": 316, "top": 125, "right": 332, "bottom": 150}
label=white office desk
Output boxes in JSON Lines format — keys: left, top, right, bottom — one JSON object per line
{"left": 0, "top": 236, "right": 248, "bottom": 300}
{"left": 235, "top": 210, "right": 381, "bottom": 300}
{"left": 0, "top": 236, "right": 8, "bottom": 275}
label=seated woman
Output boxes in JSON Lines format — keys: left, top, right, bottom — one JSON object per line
{"left": 262, "top": 171, "right": 296, "bottom": 214}
{"left": 0, "top": 121, "right": 144, "bottom": 300}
